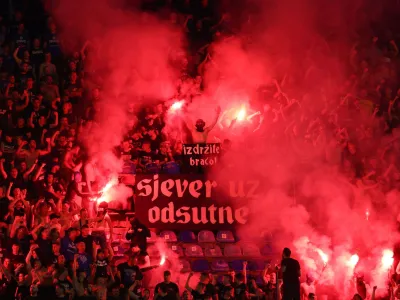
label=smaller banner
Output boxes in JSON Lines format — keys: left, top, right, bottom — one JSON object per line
{"left": 182, "top": 143, "right": 221, "bottom": 168}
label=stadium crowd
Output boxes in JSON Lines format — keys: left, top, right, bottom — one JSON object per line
{"left": 0, "top": 0, "right": 399, "bottom": 299}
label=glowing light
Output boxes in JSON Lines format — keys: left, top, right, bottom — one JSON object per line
{"left": 236, "top": 107, "right": 247, "bottom": 121}
{"left": 381, "top": 249, "right": 394, "bottom": 269}
{"left": 365, "top": 209, "right": 370, "bottom": 221}
{"left": 316, "top": 248, "right": 328, "bottom": 265}
{"left": 160, "top": 255, "right": 166, "bottom": 266}
{"left": 101, "top": 177, "right": 118, "bottom": 194}
{"left": 170, "top": 100, "right": 184, "bottom": 111}
{"left": 91, "top": 177, "right": 119, "bottom": 203}
{"left": 349, "top": 254, "right": 359, "bottom": 267}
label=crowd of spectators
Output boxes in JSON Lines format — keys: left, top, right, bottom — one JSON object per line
{"left": 0, "top": 0, "right": 399, "bottom": 299}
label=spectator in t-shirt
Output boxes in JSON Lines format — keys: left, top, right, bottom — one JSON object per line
{"left": 281, "top": 247, "right": 301, "bottom": 300}
{"left": 117, "top": 254, "right": 143, "bottom": 288}
{"left": 39, "top": 52, "right": 57, "bottom": 80}
{"left": 60, "top": 227, "right": 78, "bottom": 262}
{"left": 154, "top": 270, "right": 180, "bottom": 300}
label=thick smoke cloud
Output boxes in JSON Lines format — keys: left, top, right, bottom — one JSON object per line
{"left": 51, "top": 0, "right": 183, "bottom": 205}
{"left": 200, "top": 0, "right": 400, "bottom": 297}
{"left": 53, "top": 0, "right": 182, "bottom": 157}
{"left": 50, "top": 0, "right": 400, "bottom": 296}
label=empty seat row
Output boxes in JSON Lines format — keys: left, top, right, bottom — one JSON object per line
{"left": 157, "top": 230, "right": 235, "bottom": 243}
{"left": 146, "top": 243, "right": 275, "bottom": 258}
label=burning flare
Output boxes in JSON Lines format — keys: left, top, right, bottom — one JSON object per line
{"left": 365, "top": 208, "right": 370, "bottom": 221}
{"left": 170, "top": 100, "right": 184, "bottom": 112}
{"left": 316, "top": 248, "right": 329, "bottom": 265}
{"left": 349, "top": 254, "right": 359, "bottom": 267}
{"left": 160, "top": 255, "right": 166, "bottom": 266}
{"left": 236, "top": 106, "right": 247, "bottom": 121}
{"left": 92, "top": 177, "right": 119, "bottom": 203}
{"left": 381, "top": 249, "right": 394, "bottom": 270}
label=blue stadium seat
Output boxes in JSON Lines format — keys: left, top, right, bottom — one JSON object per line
{"left": 145, "top": 163, "right": 160, "bottom": 174}
{"left": 192, "top": 259, "right": 210, "bottom": 272}
{"left": 260, "top": 244, "right": 274, "bottom": 256}
{"left": 255, "top": 274, "right": 264, "bottom": 286}
{"left": 198, "top": 230, "right": 216, "bottom": 243}
{"left": 179, "top": 259, "right": 191, "bottom": 273}
{"left": 179, "top": 230, "right": 197, "bottom": 243}
{"left": 261, "top": 231, "right": 273, "bottom": 243}
{"left": 224, "top": 244, "right": 242, "bottom": 257}
{"left": 121, "top": 161, "right": 136, "bottom": 174}
{"left": 185, "top": 244, "right": 204, "bottom": 257}
{"left": 160, "top": 231, "right": 178, "bottom": 242}
{"left": 146, "top": 231, "right": 157, "bottom": 243}
{"left": 241, "top": 243, "right": 261, "bottom": 257}
{"left": 211, "top": 260, "right": 230, "bottom": 272}
{"left": 204, "top": 245, "right": 223, "bottom": 257}
{"left": 248, "top": 260, "right": 265, "bottom": 271}
{"left": 112, "top": 242, "right": 130, "bottom": 256}
{"left": 216, "top": 230, "right": 235, "bottom": 243}
{"left": 162, "top": 161, "right": 180, "bottom": 174}
{"left": 169, "top": 244, "right": 184, "bottom": 257}
{"left": 230, "top": 260, "right": 245, "bottom": 272}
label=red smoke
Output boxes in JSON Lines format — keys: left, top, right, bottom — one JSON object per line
{"left": 49, "top": 0, "right": 400, "bottom": 297}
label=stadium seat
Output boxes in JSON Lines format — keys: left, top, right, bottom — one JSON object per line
{"left": 147, "top": 245, "right": 161, "bottom": 257}
{"left": 224, "top": 244, "right": 242, "bottom": 257}
{"left": 179, "top": 259, "right": 191, "bottom": 273}
{"left": 248, "top": 260, "right": 265, "bottom": 271}
{"left": 260, "top": 244, "right": 274, "bottom": 256}
{"left": 198, "top": 230, "right": 216, "bottom": 243}
{"left": 216, "top": 230, "right": 235, "bottom": 243}
{"left": 192, "top": 259, "right": 210, "bottom": 272}
{"left": 112, "top": 242, "right": 130, "bottom": 256}
{"left": 146, "top": 231, "right": 157, "bottom": 243}
{"left": 121, "top": 161, "right": 136, "bottom": 174}
{"left": 145, "top": 163, "right": 160, "bottom": 174}
{"left": 230, "top": 260, "right": 245, "bottom": 272}
{"left": 179, "top": 230, "right": 197, "bottom": 243}
{"left": 204, "top": 245, "right": 223, "bottom": 257}
{"left": 169, "top": 244, "right": 184, "bottom": 257}
{"left": 162, "top": 161, "right": 180, "bottom": 174}
{"left": 160, "top": 231, "right": 178, "bottom": 242}
{"left": 211, "top": 260, "right": 230, "bottom": 272}
{"left": 241, "top": 243, "right": 261, "bottom": 257}
{"left": 185, "top": 244, "right": 204, "bottom": 257}
{"left": 261, "top": 231, "right": 273, "bottom": 243}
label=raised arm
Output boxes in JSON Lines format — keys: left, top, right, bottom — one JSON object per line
{"left": 49, "top": 111, "right": 59, "bottom": 128}
{"left": 6, "top": 182, "right": 14, "bottom": 201}
{"left": 13, "top": 47, "right": 22, "bottom": 65}
{"left": 0, "top": 159, "right": 8, "bottom": 179}
{"left": 262, "top": 263, "right": 270, "bottom": 283}
{"left": 23, "top": 159, "right": 38, "bottom": 180}
{"left": 38, "top": 138, "right": 51, "bottom": 156}
{"left": 185, "top": 272, "right": 194, "bottom": 292}
{"left": 371, "top": 286, "right": 377, "bottom": 300}
{"left": 32, "top": 163, "right": 46, "bottom": 182}
{"left": 25, "top": 244, "right": 38, "bottom": 271}
{"left": 106, "top": 215, "right": 113, "bottom": 242}
{"left": 205, "top": 106, "right": 221, "bottom": 132}
{"left": 15, "top": 90, "right": 29, "bottom": 111}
